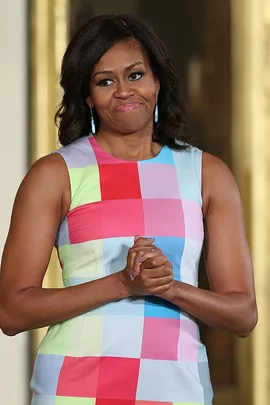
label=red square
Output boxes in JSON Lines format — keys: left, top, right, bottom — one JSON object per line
{"left": 96, "top": 400, "right": 135, "bottom": 405}
{"left": 99, "top": 163, "right": 142, "bottom": 200}
{"left": 97, "top": 357, "right": 140, "bottom": 399}
{"left": 141, "top": 317, "right": 180, "bottom": 360}
{"left": 56, "top": 356, "right": 100, "bottom": 397}
{"left": 68, "top": 200, "right": 145, "bottom": 243}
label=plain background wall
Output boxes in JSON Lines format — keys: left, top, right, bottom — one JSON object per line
{"left": 0, "top": 0, "right": 29, "bottom": 404}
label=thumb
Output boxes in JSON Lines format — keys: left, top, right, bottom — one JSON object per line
{"left": 134, "top": 235, "right": 155, "bottom": 246}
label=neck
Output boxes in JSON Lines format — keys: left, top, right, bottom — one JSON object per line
{"left": 95, "top": 124, "right": 161, "bottom": 161}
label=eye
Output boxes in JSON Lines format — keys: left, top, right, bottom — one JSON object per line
{"left": 97, "top": 78, "right": 114, "bottom": 87}
{"left": 129, "top": 72, "right": 144, "bottom": 81}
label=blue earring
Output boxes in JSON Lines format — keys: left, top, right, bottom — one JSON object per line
{"left": 154, "top": 94, "right": 159, "bottom": 123}
{"left": 90, "top": 107, "right": 96, "bottom": 134}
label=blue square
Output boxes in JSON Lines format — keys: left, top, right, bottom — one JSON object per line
{"left": 198, "top": 361, "right": 214, "bottom": 404}
{"left": 31, "top": 354, "right": 64, "bottom": 395}
{"left": 145, "top": 295, "right": 180, "bottom": 318}
{"left": 56, "top": 218, "right": 70, "bottom": 247}
{"left": 139, "top": 146, "right": 175, "bottom": 165}
{"left": 31, "top": 394, "right": 56, "bottom": 405}
{"left": 146, "top": 236, "right": 185, "bottom": 281}
{"left": 103, "top": 296, "right": 145, "bottom": 316}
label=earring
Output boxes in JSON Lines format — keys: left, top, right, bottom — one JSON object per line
{"left": 90, "top": 107, "right": 96, "bottom": 134}
{"left": 154, "top": 94, "right": 159, "bottom": 123}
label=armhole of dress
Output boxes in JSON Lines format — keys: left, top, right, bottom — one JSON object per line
{"left": 52, "top": 150, "right": 73, "bottom": 212}
{"left": 192, "top": 147, "right": 203, "bottom": 207}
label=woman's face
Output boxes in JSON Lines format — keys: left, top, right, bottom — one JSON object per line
{"left": 88, "top": 39, "right": 160, "bottom": 134}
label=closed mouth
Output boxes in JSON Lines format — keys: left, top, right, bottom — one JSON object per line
{"left": 115, "top": 102, "right": 141, "bottom": 112}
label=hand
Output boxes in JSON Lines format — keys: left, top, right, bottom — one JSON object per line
{"left": 126, "top": 235, "right": 162, "bottom": 280}
{"left": 122, "top": 236, "right": 174, "bottom": 296}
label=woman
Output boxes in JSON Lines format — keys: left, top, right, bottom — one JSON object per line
{"left": 0, "top": 14, "right": 257, "bottom": 405}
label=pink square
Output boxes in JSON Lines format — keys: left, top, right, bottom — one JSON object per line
{"left": 182, "top": 200, "right": 204, "bottom": 241}
{"left": 178, "top": 319, "right": 200, "bottom": 361}
{"left": 56, "top": 356, "right": 100, "bottom": 397}
{"left": 97, "top": 357, "right": 140, "bottom": 399}
{"left": 143, "top": 199, "right": 185, "bottom": 237}
{"left": 68, "top": 199, "right": 145, "bottom": 243}
{"left": 141, "top": 317, "right": 180, "bottom": 360}
{"left": 138, "top": 164, "right": 180, "bottom": 199}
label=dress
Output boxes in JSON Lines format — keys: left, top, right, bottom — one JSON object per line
{"left": 30, "top": 135, "right": 213, "bottom": 405}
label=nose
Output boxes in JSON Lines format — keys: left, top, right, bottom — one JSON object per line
{"left": 114, "top": 79, "right": 135, "bottom": 99}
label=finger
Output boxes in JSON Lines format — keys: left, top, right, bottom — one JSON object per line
{"left": 141, "top": 255, "right": 169, "bottom": 269}
{"left": 143, "top": 275, "right": 174, "bottom": 289}
{"left": 134, "top": 236, "right": 155, "bottom": 246}
{"left": 130, "top": 246, "right": 162, "bottom": 260}
{"left": 137, "top": 249, "right": 162, "bottom": 264}
{"left": 127, "top": 250, "right": 137, "bottom": 279}
{"left": 141, "top": 264, "right": 173, "bottom": 279}
{"left": 152, "top": 282, "right": 174, "bottom": 296}
{"left": 130, "top": 245, "right": 161, "bottom": 253}
{"left": 132, "top": 250, "right": 161, "bottom": 277}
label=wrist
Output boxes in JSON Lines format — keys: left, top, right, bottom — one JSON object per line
{"left": 114, "top": 270, "right": 132, "bottom": 299}
{"left": 158, "top": 280, "right": 178, "bottom": 300}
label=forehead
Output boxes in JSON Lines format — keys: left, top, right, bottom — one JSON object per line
{"left": 93, "top": 40, "right": 149, "bottom": 71}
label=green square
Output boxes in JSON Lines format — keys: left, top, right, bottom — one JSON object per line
{"left": 55, "top": 397, "right": 95, "bottom": 404}
{"left": 58, "top": 244, "right": 73, "bottom": 279}
{"left": 69, "top": 165, "right": 101, "bottom": 211}
{"left": 38, "top": 319, "right": 72, "bottom": 355}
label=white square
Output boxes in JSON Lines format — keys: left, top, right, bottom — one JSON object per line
{"left": 136, "top": 359, "right": 204, "bottom": 402}
{"left": 101, "top": 315, "right": 144, "bottom": 358}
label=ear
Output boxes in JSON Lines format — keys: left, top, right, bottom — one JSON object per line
{"left": 154, "top": 76, "right": 160, "bottom": 94}
{"left": 86, "top": 96, "right": 92, "bottom": 108}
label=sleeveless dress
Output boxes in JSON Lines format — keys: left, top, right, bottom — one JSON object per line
{"left": 30, "top": 135, "right": 213, "bottom": 405}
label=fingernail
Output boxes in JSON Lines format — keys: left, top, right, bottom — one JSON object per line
{"left": 138, "top": 257, "right": 143, "bottom": 263}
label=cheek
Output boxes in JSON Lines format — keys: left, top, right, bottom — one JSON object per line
{"left": 90, "top": 88, "right": 112, "bottom": 109}
{"left": 139, "top": 82, "right": 158, "bottom": 103}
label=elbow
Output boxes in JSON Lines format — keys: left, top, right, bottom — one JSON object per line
{"left": 0, "top": 304, "right": 22, "bottom": 337}
{"left": 235, "top": 298, "right": 258, "bottom": 338}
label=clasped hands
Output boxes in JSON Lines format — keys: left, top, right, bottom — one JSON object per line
{"left": 122, "top": 236, "right": 175, "bottom": 297}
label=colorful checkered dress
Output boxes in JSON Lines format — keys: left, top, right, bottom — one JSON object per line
{"left": 30, "top": 135, "right": 213, "bottom": 405}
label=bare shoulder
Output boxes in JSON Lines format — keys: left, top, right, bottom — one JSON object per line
{"left": 15, "top": 152, "right": 70, "bottom": 219}
{"left": 202, "top": 152, "right": 240, "bottom": 216}
{"left": 26, "top": 153, "right": 68, "bottom": 184}
{"left": 20, "top": 152, "right": 69, "bottom": 196}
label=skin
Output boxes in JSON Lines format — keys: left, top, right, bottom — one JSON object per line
{"left": 0, "top": 39, "right": 257, "bottom": 338}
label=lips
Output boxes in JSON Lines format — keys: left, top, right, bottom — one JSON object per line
{"left": 115, "top": 102, "right": 141, "bottom": 112}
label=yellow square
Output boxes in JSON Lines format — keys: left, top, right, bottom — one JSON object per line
{"left": 60, "top": 239, "right": 103, "bottom": 281}
{"left": 68, "top": 314, "right": 103, "bottom": 357}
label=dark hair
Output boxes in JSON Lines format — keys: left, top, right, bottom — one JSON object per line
{"left": 55, "top": 14, "right": 191, "bottom": 148}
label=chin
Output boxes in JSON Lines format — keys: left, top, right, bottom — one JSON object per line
{"left": 119, "top": 127, "right": 143, "bottom": 135}
{"left": 114, "top": 120, "right": 149, "bottom": 135}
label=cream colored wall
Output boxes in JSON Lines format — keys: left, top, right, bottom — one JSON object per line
{"left": 0, "top": 0, "right": 29, "bottom": 404}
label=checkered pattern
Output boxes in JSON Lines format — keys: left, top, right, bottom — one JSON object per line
{"left": 30, "top": 135, "right": 213, "bottom": 405}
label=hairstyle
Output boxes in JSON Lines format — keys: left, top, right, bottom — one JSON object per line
{"left": 55, "top": 14, "right": 191, "bottom": 149}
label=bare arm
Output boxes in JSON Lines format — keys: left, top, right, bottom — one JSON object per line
{"left": 0, "top": 155, "right": 128, "bottom": 336}
{"left": 157, "top": 153, "right": 258, "bottom": 337}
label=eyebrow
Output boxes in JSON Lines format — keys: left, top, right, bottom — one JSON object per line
{"left": 93, "top": 61, "right": 144, "bottom": 78}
